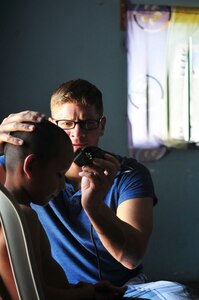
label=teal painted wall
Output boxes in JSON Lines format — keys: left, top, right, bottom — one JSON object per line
{"left": 0, "top": 0, "right": 127, "bottom": 155}
{"left": 1, "top": 0, "right": 199, "bottom": 282}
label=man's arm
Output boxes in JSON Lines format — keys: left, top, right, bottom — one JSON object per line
{"left": 83, "top": 195, "right": 153, "bottom": 270}
{"left": 79, "top": 156, "right": 154, "bottom": 269}
{"left": 117, "top": 197, "right": 153, "bottom": 268}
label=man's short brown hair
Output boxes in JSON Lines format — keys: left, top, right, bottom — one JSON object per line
{"left": 50, "top": 79, "right": 104, "bottom": 117}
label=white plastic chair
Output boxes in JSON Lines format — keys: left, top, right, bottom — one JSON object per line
{"left": 0, "top": 183, "right": 45, "bottom": 300}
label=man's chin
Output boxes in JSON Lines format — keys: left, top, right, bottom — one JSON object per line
{"left": 73, "top": 144, "right": 87, "bottom": 152}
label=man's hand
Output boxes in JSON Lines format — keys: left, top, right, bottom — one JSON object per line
{"left": 79, "top": 153, "right": 120, "bottom": 211}
{"left": 0, "top": 111, "right": 45, "bottom": 152}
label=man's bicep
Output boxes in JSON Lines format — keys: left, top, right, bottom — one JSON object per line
{"left": 117, "top": 197, "right": 153, "bottom": 237}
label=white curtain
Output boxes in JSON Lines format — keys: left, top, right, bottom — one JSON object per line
{"left": 127, "top": 4, "right": 199, "bottom": 160}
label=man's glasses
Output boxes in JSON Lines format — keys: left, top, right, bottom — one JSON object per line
{"left": 54, "top": 117, "right": 103, "bottom": 130}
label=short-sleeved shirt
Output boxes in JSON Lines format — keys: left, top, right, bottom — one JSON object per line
{"left": 0, "top": 154, "right": 157, "bottom": 286}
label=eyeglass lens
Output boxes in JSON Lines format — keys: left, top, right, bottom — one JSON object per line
{"left": 57, "top": 119, "right": 100, "bottom": 130}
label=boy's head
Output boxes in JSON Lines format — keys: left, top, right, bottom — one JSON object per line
{"left": 50, "top": 79, "right": 104, "bottom": 118}
{"left": 4, "top": 120, "right": 74, "bottom": 205}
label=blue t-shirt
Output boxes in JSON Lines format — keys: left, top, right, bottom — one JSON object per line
{"left": 0, "top": 154, "right": 157, "bottom": 286}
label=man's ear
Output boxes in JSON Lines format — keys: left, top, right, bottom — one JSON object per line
{"left": 23, "top": 154, "right": 36, "bottom": 179}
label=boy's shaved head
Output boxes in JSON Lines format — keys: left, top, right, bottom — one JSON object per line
{"left": 4, "top": 120, "right": 73, "bottom": 172}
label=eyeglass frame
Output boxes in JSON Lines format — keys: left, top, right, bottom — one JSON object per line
{"left": 53, "top": 116, "right": 104, "bottom": 131}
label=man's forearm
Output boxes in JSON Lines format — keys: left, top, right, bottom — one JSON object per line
{"left": 84, "top": 201, "right": 147, "bottom": 269}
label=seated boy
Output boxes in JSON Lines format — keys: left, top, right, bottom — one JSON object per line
{"left": 0, "top": 120, "right": 125, "bottom": 300}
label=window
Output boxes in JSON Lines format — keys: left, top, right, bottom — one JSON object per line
{"left": 127, "top": 3, "right": 199, "bottom": 160}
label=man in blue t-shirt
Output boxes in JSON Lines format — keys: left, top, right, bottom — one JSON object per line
{"left": 0, "top": 79, "right": 191, "bottom": 299}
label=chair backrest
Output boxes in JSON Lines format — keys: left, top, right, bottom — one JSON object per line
{"left": 0, "top": 183, "right": 45, "bottom": 300}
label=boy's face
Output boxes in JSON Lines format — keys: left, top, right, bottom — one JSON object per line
{"left": 28, "top": 146, "right": 73, "bottom": 206}
{"left": 50, "top": 103, "right": 106, "bottom": 153}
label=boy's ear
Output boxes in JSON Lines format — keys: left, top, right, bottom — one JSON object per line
{"left": 48, "top": 117, "right": 55, "bottom": 124}
{"left": 23, "top": 154, "right": 36, "bottom": 179}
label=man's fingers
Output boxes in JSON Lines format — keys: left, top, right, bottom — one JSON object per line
{"left": 0, "top": 133, "right": 23, "bottom": 146}
{"left": 0, "top": 121, "right": 36, "bottom": 133}
{"left": 2, "top": 111, "right": 45, "bottom": 125}
{"left": 0, "top": 111, "right": 45, "bottom": 151}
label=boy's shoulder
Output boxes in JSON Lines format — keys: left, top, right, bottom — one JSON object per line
{"left": 20, "top": 204, "right": 37, "bottom": 215}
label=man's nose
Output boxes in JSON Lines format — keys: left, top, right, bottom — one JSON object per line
{"left": 71, "top": 123, "right": 84, "bottom": 136}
